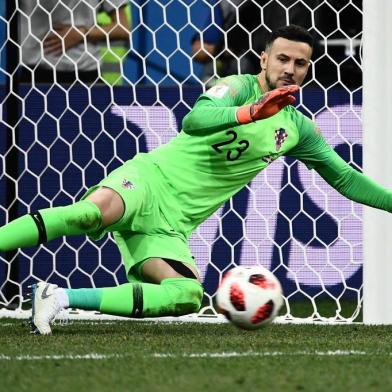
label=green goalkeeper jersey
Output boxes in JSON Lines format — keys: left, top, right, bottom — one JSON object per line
{"left": 140, "top": 74, "right": 392, "bottom": 237}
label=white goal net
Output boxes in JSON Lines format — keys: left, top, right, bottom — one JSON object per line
{"left": 0, "top": 0, "right": 362, "bottom": 322}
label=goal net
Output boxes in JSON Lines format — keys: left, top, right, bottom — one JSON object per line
{"left": 0, "top": 0, "right": 363, "bottom": 322}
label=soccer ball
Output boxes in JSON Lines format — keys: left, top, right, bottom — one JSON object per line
{"left": 216, "top": 265, "right": 283, "bottom": 330}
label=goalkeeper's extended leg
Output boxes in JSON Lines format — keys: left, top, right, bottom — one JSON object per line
{"left": 0, "top": 188, "right": 123, "bottom": 252}
{"left": 30, "top": 277, "right": 203, "bottom": 335}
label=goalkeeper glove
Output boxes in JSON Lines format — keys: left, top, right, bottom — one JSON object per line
{"left": 236, "top": 85, "right": 299, "bottom": 124}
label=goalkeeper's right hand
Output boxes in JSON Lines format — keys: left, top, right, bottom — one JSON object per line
{"left": 236, "top": 85, "right": 299, "bottom": 124}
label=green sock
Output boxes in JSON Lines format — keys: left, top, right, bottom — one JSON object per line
{"left": 65, "top": 284, "right": 134, "bottom": 314}
{"left": 66, "top": 288, "right": 104, "bottom": 310}
{"left": 0, "top": 200, "right": 102, "bottom": 252}
{"left": 64, "top": 279, "right": 203, "bottom": 317}
{"left": 0, "top": 214, "right": 39, "bottom": 251}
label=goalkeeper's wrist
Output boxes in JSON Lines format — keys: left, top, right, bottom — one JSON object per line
{"left": 236, "top": 105, "right": 253, "bottom": 124}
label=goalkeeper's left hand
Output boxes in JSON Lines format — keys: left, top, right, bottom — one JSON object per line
{"left": 236, "top": 85, "right": 299, "bottom": 124}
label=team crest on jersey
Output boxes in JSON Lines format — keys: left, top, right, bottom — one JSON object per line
{"left": 275, "top": 128, "right": 288, "bottom": 151}
{"left": 122, "top": 179, "right": 134, "bottom": 189}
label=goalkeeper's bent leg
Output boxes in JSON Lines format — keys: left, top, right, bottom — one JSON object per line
{"left": 0, "top": 199, "right": 102, "bottom": 252}
{"left": 62, "top": 277, "right": 203, "bottom": 317}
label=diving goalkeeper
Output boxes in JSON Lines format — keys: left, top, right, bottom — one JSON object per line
{"left": 1, "top": 25, "right": 391, "bottom": 334}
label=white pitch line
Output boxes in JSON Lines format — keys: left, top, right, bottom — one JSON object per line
{"left": 0, "top": 353, "right": 127, "bottom": 361}
{"left": 152, "top": 350, "right": 369, "bottom": 358}
{"left": 0, "top": 321, "right": 118, "bottom": 327}
{"left": 0, "top": 350, "right": 384, "bottom": 361}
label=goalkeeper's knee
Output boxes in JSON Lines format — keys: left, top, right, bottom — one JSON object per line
{"left": 144, "top": 277, "right": 204, "bottom": 317}
{"left": 165, "top": 277, "right": 204, "bottom": 315}
{"left": 38, "top": 199, "right": 102, "bottom": 242}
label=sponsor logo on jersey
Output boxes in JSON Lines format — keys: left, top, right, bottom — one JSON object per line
{"left": 122, "top": 179, "right": 134, "bottom": 189}
{"left": 275, "top": 128, "right": 288, "bottom": 151}
{"left": 205, "top": 84, "right": 229, "bottom": 98}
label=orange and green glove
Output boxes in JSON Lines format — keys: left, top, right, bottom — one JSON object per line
{"left": 236, "top": 85, "right": 299, "bottom": 124}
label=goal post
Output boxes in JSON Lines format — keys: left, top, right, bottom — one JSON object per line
{"left": 0, "top": 0, "right": 365, "bottom": 323}
{"left": 362, "top": 0, "right": 392, "bottom": 325}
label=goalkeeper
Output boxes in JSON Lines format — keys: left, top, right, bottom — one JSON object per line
{"left": 1, "top": 25, "right": 392, "bottom": 334}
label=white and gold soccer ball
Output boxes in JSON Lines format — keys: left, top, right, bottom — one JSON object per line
{"left": 216, "top": 265, "right": 283, "bottom": 330}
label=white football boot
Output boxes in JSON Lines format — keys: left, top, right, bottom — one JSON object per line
{"left": 30, "top": 282, "right": 62, "bottom": 335}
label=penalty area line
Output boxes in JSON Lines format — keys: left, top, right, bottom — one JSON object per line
{"left": 0, "top": 350, "right": 386, "bottom": 361}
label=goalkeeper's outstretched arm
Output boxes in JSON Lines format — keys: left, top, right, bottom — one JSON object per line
{"left": 315, "top": 154, "right": 392, "bottom": 212}
{"left": 182, "top": 77, "right": 298, "bottom": 136}
{"left": 288, "top": 122, "right": 392, "bottom": 212}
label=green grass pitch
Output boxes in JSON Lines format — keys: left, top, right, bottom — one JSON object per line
{"left": 1, "top": 318, "right": 392, "bottom": 392}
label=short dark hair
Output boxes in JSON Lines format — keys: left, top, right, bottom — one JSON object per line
{"left": 265, "top": 25, "right": 314, "bottom": 51}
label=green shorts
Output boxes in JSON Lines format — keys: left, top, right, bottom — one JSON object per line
{"left": 82, "top": 155, "right": 197, "bottom": 282}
